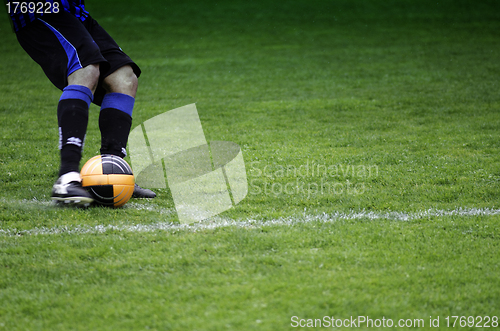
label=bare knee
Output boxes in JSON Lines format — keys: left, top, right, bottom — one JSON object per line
{"left": 103, "top": 65, "right": 138, "bottom": 98}
{"left": 67, "top": 64, "right": 100, "bottom": 93}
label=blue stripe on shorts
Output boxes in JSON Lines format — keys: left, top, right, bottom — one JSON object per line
{"left": 37, "top": 18, "right": 83, "bottom": 77}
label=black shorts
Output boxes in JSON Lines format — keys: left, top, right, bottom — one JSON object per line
{"left": 15, "top": 11, "right": 141, "bottom": 106}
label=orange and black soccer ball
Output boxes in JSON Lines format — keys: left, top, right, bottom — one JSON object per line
{"left": 81, "top": 155, "right": 135, "bottom": 208}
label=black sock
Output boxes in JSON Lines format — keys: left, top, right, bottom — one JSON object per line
{"left": 99, "top": 108, "right": 132, "bottom": 158}
{"left": 57, "top": 99, "right": 89, "bottom": 176}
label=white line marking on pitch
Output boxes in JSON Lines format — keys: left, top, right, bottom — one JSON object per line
{"left": 1, "top": 206, "right": 499, "bottom": 237}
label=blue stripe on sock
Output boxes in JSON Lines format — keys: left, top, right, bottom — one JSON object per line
{"left": 38, "top": 18, "right": 83, "bottom": 77}
{"left": 60, "top": 85, "right": 94, "bottom": 108}
{"left": 101, "top": 93, "right": 135, "bottom": 117}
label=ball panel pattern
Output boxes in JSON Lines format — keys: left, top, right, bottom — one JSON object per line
{"left": 80, "top": 155, "right": 105, "bottom": 176}
{"left": 81, "top": 155, "right": 135, "bottom": 208}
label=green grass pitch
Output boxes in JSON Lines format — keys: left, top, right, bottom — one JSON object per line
{"left": 1, "top": 0, "right": 500, "bottom": 329}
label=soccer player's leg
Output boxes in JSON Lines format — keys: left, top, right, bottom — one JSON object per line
{"left": 99, "top": 65, "right": 136, "bottom": 159}
{"left": 99, "top": 66, "right": 156, "bottom": 199}
{"left": 52, "top": 65, "right": 100, "bottom": 205}
{"left": 85, "top": 14, "right": 155, "bottom": 199}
